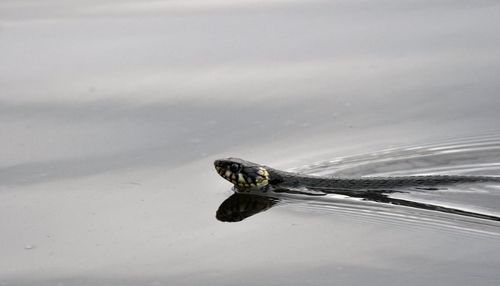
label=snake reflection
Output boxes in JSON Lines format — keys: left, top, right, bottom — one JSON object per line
{"left": 216, "top": 190, "right": 500, "bottom": 223}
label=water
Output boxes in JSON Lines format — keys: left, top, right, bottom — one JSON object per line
{"left": 1, "top": 1, "right": 500, "bottom": 285}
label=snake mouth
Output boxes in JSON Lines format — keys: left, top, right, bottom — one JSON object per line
{"left": 214, "top": 158, "right": 270, "bottom": 189}
{"left": 214, "top": 160, "right": 240, "bottom": 185}
{"left": 214, "top": 165, "right": 237, "bottom": 184}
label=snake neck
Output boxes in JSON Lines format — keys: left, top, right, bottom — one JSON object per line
{"left": 267, "top": 168, "right": 337, "bottom": 189}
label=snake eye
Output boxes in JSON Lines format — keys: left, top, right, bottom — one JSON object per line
{"left": 230, "top": 164, "right": 240, "bottom": 173}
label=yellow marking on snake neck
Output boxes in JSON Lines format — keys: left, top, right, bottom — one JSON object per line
{"left": 238, "top": 174, "right": 246, "bottom": 184}
{"left": 255, "top": 167, "right": 270, "bottom": 187}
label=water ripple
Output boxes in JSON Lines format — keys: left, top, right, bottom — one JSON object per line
{"left": 284, "top": 134, "right": 500, "bottom": 232}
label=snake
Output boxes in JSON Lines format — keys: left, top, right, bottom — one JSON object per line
{"left": 214, "top": 158, "right": 500, "bottom": 193}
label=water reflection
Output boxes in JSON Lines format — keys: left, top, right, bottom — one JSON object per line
{"left": 216, "top": 193, "right": 279, "bottom": 222}
{"left": 216, "top": 188, "right": 500, "bottom": 223}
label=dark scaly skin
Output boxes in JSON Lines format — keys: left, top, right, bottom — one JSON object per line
{"left": 268, "top": 168, "right": 500, "bottom": 190}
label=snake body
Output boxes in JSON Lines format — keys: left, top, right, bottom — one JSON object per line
{"left": 269, "top": 168, "right": 500, "bottom": 190}
{"left": 214, "top": 158, "right": 500, "bottom": 192}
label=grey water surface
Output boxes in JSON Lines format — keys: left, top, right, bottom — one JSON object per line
{"left": 1, "top": 1, "right": 500, "bottom": 285}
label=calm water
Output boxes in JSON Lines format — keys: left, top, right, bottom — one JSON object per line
{"left": 1, "top": 1, "right": 500, "bottom": 285}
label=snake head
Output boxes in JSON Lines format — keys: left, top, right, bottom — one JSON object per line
{"left": 214, "top": 158, "right": 270, "bottom": 189}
